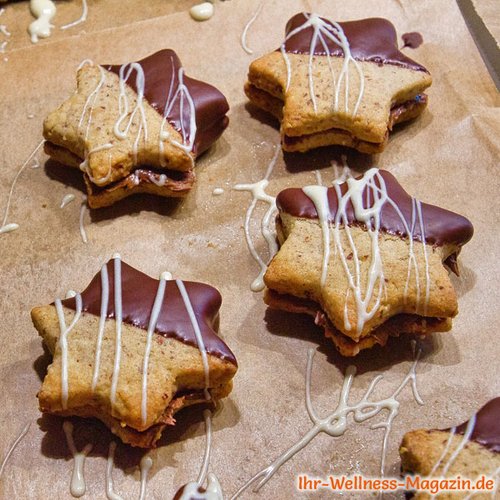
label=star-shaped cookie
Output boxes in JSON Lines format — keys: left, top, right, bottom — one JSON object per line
{"left": 32, "top": 256, "right": 237, "bottom": 448}
{"left": 43, "top": 49, "right": 229, "bottom": 207}
{"left": 264, "top": 168, "right": 473, "bottom": 356}
{"left": 245, "top": 13, "right": 432, "bottom": 153}
{"left": 400, "top": 398, "right": 500, "bottom": 498}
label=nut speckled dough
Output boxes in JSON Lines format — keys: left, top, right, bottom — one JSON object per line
{"left": 245, "top": 17, "right": 432, "bottom": 153}
{"left": 32, "top": 304, "right": 236, "bottom": 448}
{"left": 264, "top": 215, "right": 456, "bottom": 356}
{"left": 44, "top": 64, "right": 194, "bottom": 186}
{"left": 400, "top": 430, "right": 500, "bottom": 499}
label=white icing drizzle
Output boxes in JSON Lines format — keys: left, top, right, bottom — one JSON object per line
{"left": 79, "top": 198, "right": 88, "bottom": 244}
{"left": 55, "top": 294, "right": 82, "bottom": 410}
{"left": 313, "top": 169, "right": 323, "bottom": 185}
{"left": 105, "top": 441, "right": 124, "bottom": 500}
{"left": 63, "top": 421, "right": 93, "bottom": 498}
{"left": 91, "top": 262, "right": 109, "bottom": 392}
{"left": 141, "top": 272, "right": 168, "bottom": 426}
{"left": 31, "top": 157, "right": 40, "bottom": 169}
{"left": 139, "top": 456, "right": 153, "bottom": 500}
{"left": 303, "top": 167, "right": 431, "bottom": 335}
{"left": 212, "top": 187, "right": 224, "bottom": 196}
{"left": 441, "top": 415, "right": 477, "bottom": 476}
{"left": 0, "top": 8, "right": 10, "bottom": 52}
{"left": 60, "top": 193, "right": 76, "bottom": 208}
{"left": 197, "top": 409, "right": 212, "bottom": 485}
{"left": 150, "top": 174, "right": 168, "bottom": 187}
{"left": 189, "top": 2, "right": 214, "bottom": 22}
{"left": 232, "top": 347, "right": 422, "bottom": 498}
{"left": 0, "top": 422, "right": 31, "bottom": 479}
{"left": 280, "top": 13, "right": 365, "bottom": 115}
{"left": 176, "top": 279, "right": 211, "bottom": 401}
{"left": 28, "top": 0, "right": 57, "bottom": 44}
{"left": 234, "top": 145, "right": 280, "bottom": 292}
{"left": 0, "top": 140, "right": 43, "bottom": 236}
{"left": 61, "top": 0, "right": 88, "bottom": 30}
{"left": 114, "top": 63, "right": 149, "bottom": 165}
{"left": 160, "top": 64, "right": 197, "bottom": 156}
{"left": 110, "top": 255, "right": 123, "bottom": 407}
{"left": 240, "top": 1, "right": 264, "bottom": 54}
{"left": 66, "top": 290, "right": 77, "bottom": 299}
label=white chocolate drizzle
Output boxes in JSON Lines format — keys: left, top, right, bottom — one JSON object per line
{"left": 79, "top": 197, "right": 88, "bottom": 244}
{"left": 176, "top": 279, "right": 211, "bottom": 401}
{"left": 232, "top": 347, "right": 422, "bottom": 497}
{"left": 190, "top": 2, "right": 214, "bottom": 22}
{"left": 0, "top": 140, "right": 43, "bottom": 236}
{"left": 63, "top": 421, "right": 93, "bottom": 498}
{"left": 0, "top": 8, "right": 10, "bottom": 54}
{"left": 241, "top": 1, "right": 264, "bottom": 54}
{"left": 55, "top": 294, "right": 82, "bottom": 409}
{"left": 61, "top": 0, "right": 88, "bottom": 30}
{"left": 91, "top": 262, "right": 109, "bottom": 392}
{"left": 212, "top": 187, "right": 224, "bottom": 196}
{"left": 280, "top": 13, "right": 365, "bottom": 115}
{"left": 105, "top": 441, "right": 124, "bottom": 500}
{"left": 234, "top": 144, "right": 280, "bottom": 292}
{"left": 302, "top": 167, "right": 431, "bottom": 335}
{"left": 0, "top": 422, "right": 31, "bottom": 479}
{"left": 110, "top": 254, "right": 123, "bottom": 407}
{"left": 60, "top": 193, "right": 76, "bottom": 208}
{"left": 141, "top": 272, "right": 168, "bottom": 426}
{"left": 179, "top": 474, "right": 224, "bottom": 500}
{"left": 139, "top": 456, "right": 153, "bottom": 500}
{"left": 28, "top": 0, "right": 57, "bottom": 43}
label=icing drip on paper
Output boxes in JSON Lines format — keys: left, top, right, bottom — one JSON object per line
{"left": 190, "top": 2, "right": 214, "bottom": 22}
{"left": 241, "top": 1, "right": 264, "bottom": 54}
{"left": 280, "top": 13, "right": 365, "bottom": 115}
{"left": 232, "top": 347, "right": 422, "bottom": 497}
{"left": 0, "top": 422, "right": 31, "bottom": 479}
{"left": 139, "top": 456, "right": 153, "bottom": 500}
{"left": 105, "top": 442, "right": 124, "bottom": 500}
{"left": 63, "top": 421, "right": 93, "bottom": 498}
{"left": 61, "top": 0, "right": 88, "bottom": 30}
{"left": 55, "top": 294, "right": 83, "bottom": 409}
{"left": 141, "top": 271, "right": 168, "bottom": 426}
{"left": 60, "top": 193, "right": 76, "bottom": 208}
{"left": 79, "top": 197, "right": 88, "bottom": 244}
{"left": 0, "top": 140, "right": 43, "bottom": 236}
{"left": 110, "top": 254, "right": 123, "bottom": 408}
{"left": 212, "top": 187, "right": 224, "bottom": 196}
{"left": 177, "top": 474, "right": 224, "bottom": 500}
{"left": 28, "top": 0, "right": 56, "bottom": 43}
{"left": 0, "top": 8, "right": 10, "bottom": 53}
{"left": 299, "top": 167, "right": 432, "bottom": 334}
{"left": 234, "top": 144, "right": 280, "bottom": 292}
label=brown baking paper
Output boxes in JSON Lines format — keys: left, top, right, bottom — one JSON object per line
{"left": 0, "top": 0, "right": 499, "bottom": 498}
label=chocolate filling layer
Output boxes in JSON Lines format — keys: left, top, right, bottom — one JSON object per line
{"left": 282, "top": 13, "right": 428, "bottom": 73}
{"left": 105, "top": 49, "right": 229, "bottom": 156}
{"left": 62, "top": 260, "right": 237, "bottom": 365}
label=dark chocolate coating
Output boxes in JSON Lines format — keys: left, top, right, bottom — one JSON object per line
{"left": 62, "top": 259, "right": 237, "bottom": 365}
{"left": 402, "top": 32, "right": 424, "bottom": 49}
{"left": 282, "top": 13, "right": 428, "bottom": 73}
{"left": 450, "top": 398, "right": 500, "bottom": 453}
{"left": 276, "top": 170, "right": 474, "bottom": 249}
{"left": 105, "top": 49, "right": 229, "bottom": 156}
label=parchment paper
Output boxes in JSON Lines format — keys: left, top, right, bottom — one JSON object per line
{"left": 0, "top": 1, "right": 499, "bottom": 499}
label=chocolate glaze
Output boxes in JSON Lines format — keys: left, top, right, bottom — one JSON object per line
{"left": 445, "top": 398, "right": 500, "bottom": 453}
{"left": 402, "top": 32, "right": 424, "bottom": 49}
{"left": 282, "top": 13, "right": 428, "bottom": 73}
{"left": 105, "top": 49, "right": 229, "bottom": 156}
{"left": 276, "top": 170, "right": 474, "bottom": 250}
{"left": 62, "top": 260, "right": 237, "bottom": 366}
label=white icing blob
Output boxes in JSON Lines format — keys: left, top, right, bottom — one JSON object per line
{"left": 189, "top": 2, "right": 214, "bottom": 22}
{"left": 79, "top": 198, "right": 88, "bottom": 244}
{"left": 60, "top": 193, "right": 76, "bottom": 208}
{"left": 212, "top": 187, "right": 224, "bottom": 196}
{"left": 28, "top": 0, "right": 56, "bottom": 43}
{"left": 139, "top": 456, "right": 153, "bottom": 500}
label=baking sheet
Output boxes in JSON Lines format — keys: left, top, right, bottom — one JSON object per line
{"left": 0, "top": 0, "right": 499, "bottom": 498}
